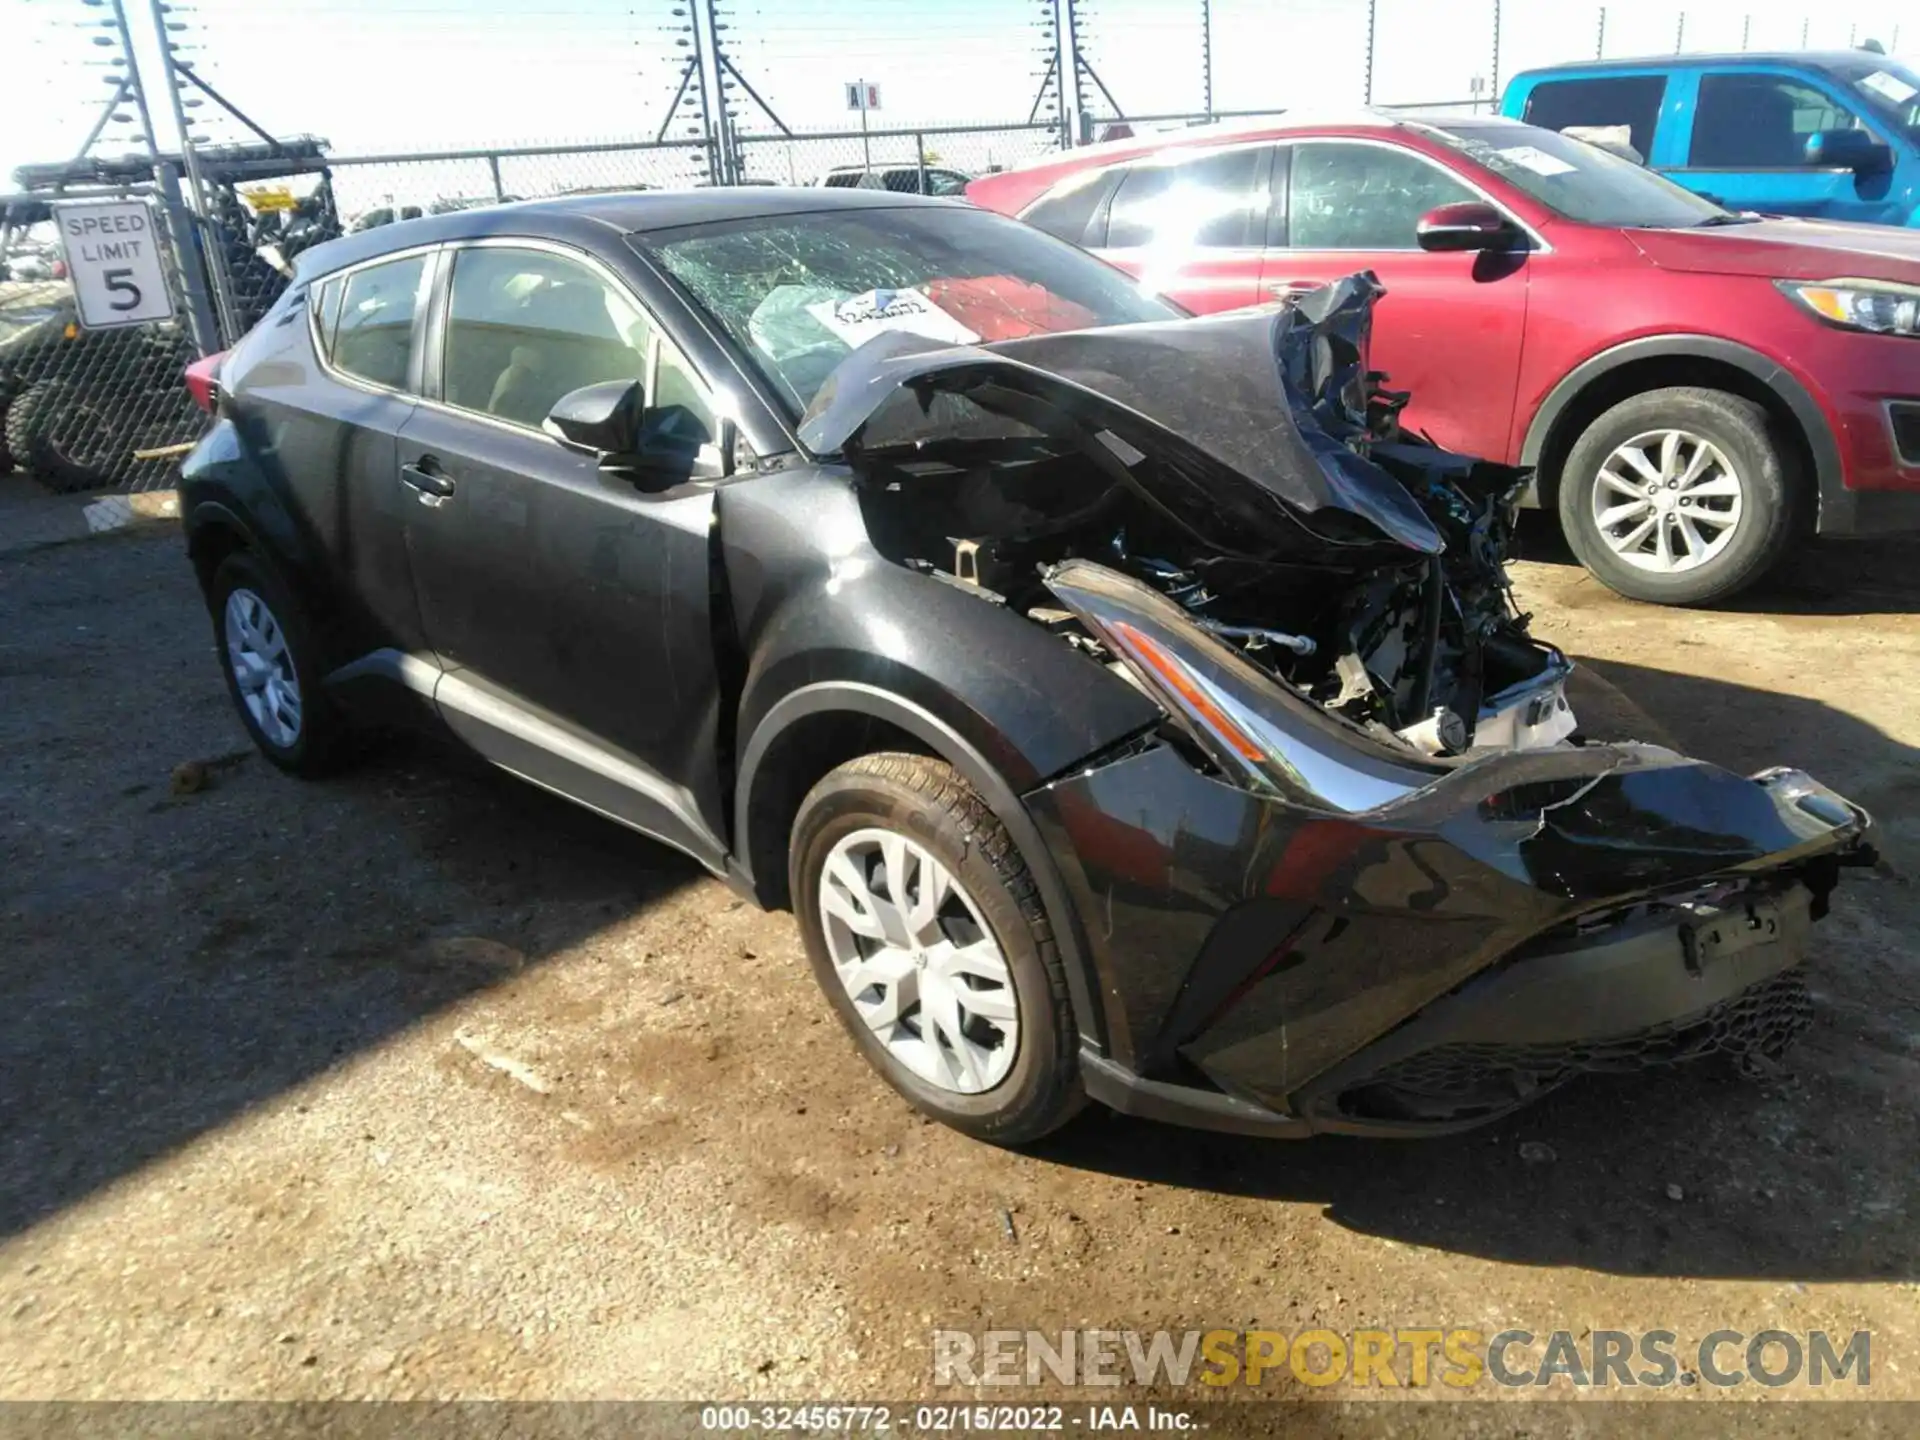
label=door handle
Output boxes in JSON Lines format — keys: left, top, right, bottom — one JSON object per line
{"left": 399, "top": 460, "right": 456, "bottom": 504}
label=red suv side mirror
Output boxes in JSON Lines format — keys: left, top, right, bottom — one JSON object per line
{"left": 1416, "top": 201, "right": 1519, "bottom": 253}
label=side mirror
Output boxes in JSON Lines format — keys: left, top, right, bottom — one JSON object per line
{"left": 544, "top": 379, "right": 645, "bottom": 465}
{"left": 1416, "top": 201, "right": 1520, "bottom": 253}
{"left": 1805, "top": 128, "right": 1893, "bottom": 176}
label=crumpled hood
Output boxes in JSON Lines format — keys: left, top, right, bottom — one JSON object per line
{"left": 1628, "top": 216, "right": 1920, "bottom": 282}
{"left": 797, "top": 274, "right": 1447, "bottom": 559}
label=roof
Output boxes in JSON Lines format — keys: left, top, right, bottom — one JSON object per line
{"left": 989, "top": 109, "right": 1525, "bottom": 178}
{"left": 291, "top": 185, "right": 961, "bottom": 281}
{"left": 1511, "top": 50, "right": 1896, "bottom": 78}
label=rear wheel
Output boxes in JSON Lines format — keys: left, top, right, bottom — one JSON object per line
{"left": 1557, "top": 386, "right": 1799, "bottom": 606}
{"left": 207, "top": 550, "right": 350, "bottom": 777}
{"left": 4, "top": 379, "right": 124, "bottom": 494}
{"left": 790, "top": 753, "right": 1084, "bottom": 1145}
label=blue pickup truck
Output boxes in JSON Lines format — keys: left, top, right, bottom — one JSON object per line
{"left": 1501, "top": 52, "right": 1920, "bottom": 226}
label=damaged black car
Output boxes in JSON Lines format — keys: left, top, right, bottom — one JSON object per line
{"left": 180, "top": 190, "right": 1875, "bottom": 1143}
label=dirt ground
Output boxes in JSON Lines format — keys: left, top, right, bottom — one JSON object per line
{"left": 2, "top": 512, "right": 1918, "bottom": 1411}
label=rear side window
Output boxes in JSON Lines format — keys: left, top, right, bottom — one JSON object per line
{"left": 1021, "top": 169, "right": 1115, "bottom": 245}
{"left": 331, "top": 254, "right": 427, "bottom": 391}
{"left": 1106, "top": 146, "right": 1269, "bottom": 249}
{"left": 1523, "top": 75, "right": 1667, "bottom": 161}
{"left": 1690, "top": 73, "right": 1866, "bottom": 167}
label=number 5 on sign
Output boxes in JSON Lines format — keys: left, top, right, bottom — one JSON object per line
{"left": 52, "top": 199, "right": 176, "bottom": 329}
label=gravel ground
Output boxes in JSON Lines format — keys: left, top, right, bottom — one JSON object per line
{"left": 1, "top": 519, "right": 1917, "bottom": 1410}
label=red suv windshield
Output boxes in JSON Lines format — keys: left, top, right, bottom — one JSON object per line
{"left": 1435, "top": 124, "right": 1737, "bottom": 229}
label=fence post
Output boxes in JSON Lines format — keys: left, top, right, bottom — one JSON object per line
{"left": 153, "top": 162, "right": 222, "bottom": 357}
{"left": 915, "top": 134, "right": 928, "bottom": 195}
{"left": 1201, "top": 0, "right": 1215, "bottom": 118}
{"left": 141, "top": 0, "right": 241, "bottom": 344}
{"left": 486, "top": 155, "right": 506, "bottom": 201}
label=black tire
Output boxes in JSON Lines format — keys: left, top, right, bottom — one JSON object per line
{"left": 1557, "top": 385, "right": 1800, "bottom": 606}
{"left": 4, "top": 379, "right": 122, "bottom": 494}
{"left": 206, "top": 550, "right": 350, "bottom": 778}
{"left": 790, "top": 753, "right": 1084, "bottom": 1145}
{"left": 0, "top": 389, "right": 14, "bottom": 476}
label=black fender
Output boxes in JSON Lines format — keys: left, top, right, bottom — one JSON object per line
{"left": 735, "top": 680, "right": 1127, "bottom": 1055}
{"left": 181, "top": 422, "right": 316, "bottom": 587}
{"left": 1519, "top": 333, "right": 1850, "bottom": 533}
{"left": 718, "top": 469, "right": 1164, "bottom": 1057}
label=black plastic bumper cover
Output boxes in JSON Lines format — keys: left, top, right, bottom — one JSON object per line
{"left": 1027, "top": 738, "right": 1871, "bottom": 1136}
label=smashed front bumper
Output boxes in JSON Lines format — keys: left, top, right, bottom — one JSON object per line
{"left": 1026, "top": 742, "right": 1874, "bottom": 1138}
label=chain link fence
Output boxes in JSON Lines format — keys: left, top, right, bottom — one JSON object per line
{"left": 1, "top": 186, "right": 203, "bottom": 495}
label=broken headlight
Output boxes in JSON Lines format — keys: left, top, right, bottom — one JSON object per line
{"left": 1777, "top": 278, "right": 1920, "bottom": 337}
{"left": 1044, "top": 559, "right": 1437, "bottom": 812}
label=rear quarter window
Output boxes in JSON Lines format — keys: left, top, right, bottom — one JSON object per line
{"left": 1522, "top": 74, "right": 1667, "bottom": 162}
{"left": 310, "top": 276, "right": 344, "bottom": 360}
{"left": 1021, "top": 169, "right": 1116, "bottom": 246}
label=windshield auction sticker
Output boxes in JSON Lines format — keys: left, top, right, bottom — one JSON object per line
{"left": 805, "top": 288, "right": 980, "bottom": 348}
{"left": 1492, "top": 145, "right": 1579, "bottom": 177}
{"left": 1859, "top": 69, "right": 1918, "bottom": 104}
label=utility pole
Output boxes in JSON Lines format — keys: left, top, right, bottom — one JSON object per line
{"left": 103, "top": 0, "right": 223, "bottom": 355}
{"left": 1029, "top": 0, "right": 1121, "bottom": 144}
{"left": 1801, "top": 18, "right": 1809, "bottom": 48}
{"left": 691, "top": 0, "right": 729, "bottom": 184}
{"left": 1597, "top": 5, "right": 1607, "bottom": 59}
{"left": 1364, "top": 0, "right": 1377, "bottom": 105}
{"left": 1675, "top": 12, "right": 1686, "bottom": 53}
{"left": 141, "top": 0, "right": 239, "bottom": 345}
{"left": 1741, "top": 13, "right": 1750, "bottom": 50}
{"left": 1201, "top": 0, "right": 1214, "bottom": 118}
{"left": 1064, "top": 0, "right": 1088, "bottom": 143}
{"left": 1490, "top": 0, "right": 1502, "bottom": 102}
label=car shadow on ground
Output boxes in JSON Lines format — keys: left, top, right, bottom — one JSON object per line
{"left": 1, "top": 721, "right": 707, "bottom": 1244}
{"left": 1514, "top": 513, "right": 1920, "bottom": 617}
{"left": 1036, "top": 658, "right": 1920, "bottom": 1283}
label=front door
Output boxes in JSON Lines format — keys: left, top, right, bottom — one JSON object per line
{"left": 1092, "top": 142, "right": 1274, "bottom": 314}
{"left": 395, "top": 241, "right": 731, "bottom": 857}
{"left": 1262, "top": 140, "right": 1531, "bottom": 462}
{"left": 1667, "top": 69, "right": 1904, "bottom": 224}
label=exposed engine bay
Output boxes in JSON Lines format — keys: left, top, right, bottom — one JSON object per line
{"left": 811, "top": 273, "right": 1574, "bottom": 759}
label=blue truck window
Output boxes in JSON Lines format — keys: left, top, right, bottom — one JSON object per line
{"left": 1522, "top": 76, "right": 1666, "bottom": 162}
{"left": 1690, "top": 74, "right": 1863, "bottom": 168}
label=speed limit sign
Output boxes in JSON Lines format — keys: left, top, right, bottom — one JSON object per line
{"left": 52, "top": 199, "right": 177, "bottom": 329}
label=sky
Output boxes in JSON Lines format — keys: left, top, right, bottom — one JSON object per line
{"left": 2, "top": 0, "right": 1914, "bottom": 194}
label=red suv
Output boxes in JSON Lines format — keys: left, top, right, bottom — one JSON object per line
{"left": 968, "top": 114, "right": 1920, "bottom": 605}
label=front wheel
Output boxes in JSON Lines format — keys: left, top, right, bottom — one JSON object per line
{"left": 1557, "top": 386, "right": 1800, "bottom": 606}
{"left": 789, "top": 753, "right": 1084, "bottom": 1145}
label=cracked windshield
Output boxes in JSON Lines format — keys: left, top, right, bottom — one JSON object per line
{"left": 640, "top": 206, "right": 1176, "bottom": 415}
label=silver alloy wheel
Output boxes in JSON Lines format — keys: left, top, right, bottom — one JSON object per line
{"left": 1591, "top": 427, "right": 1744, "bottom": 574}
{"left": 818, "top": 827, "right": 1020, "bottom": 1094}
{"left": 223, "top": 587, "right": 302, "bottom": 749}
